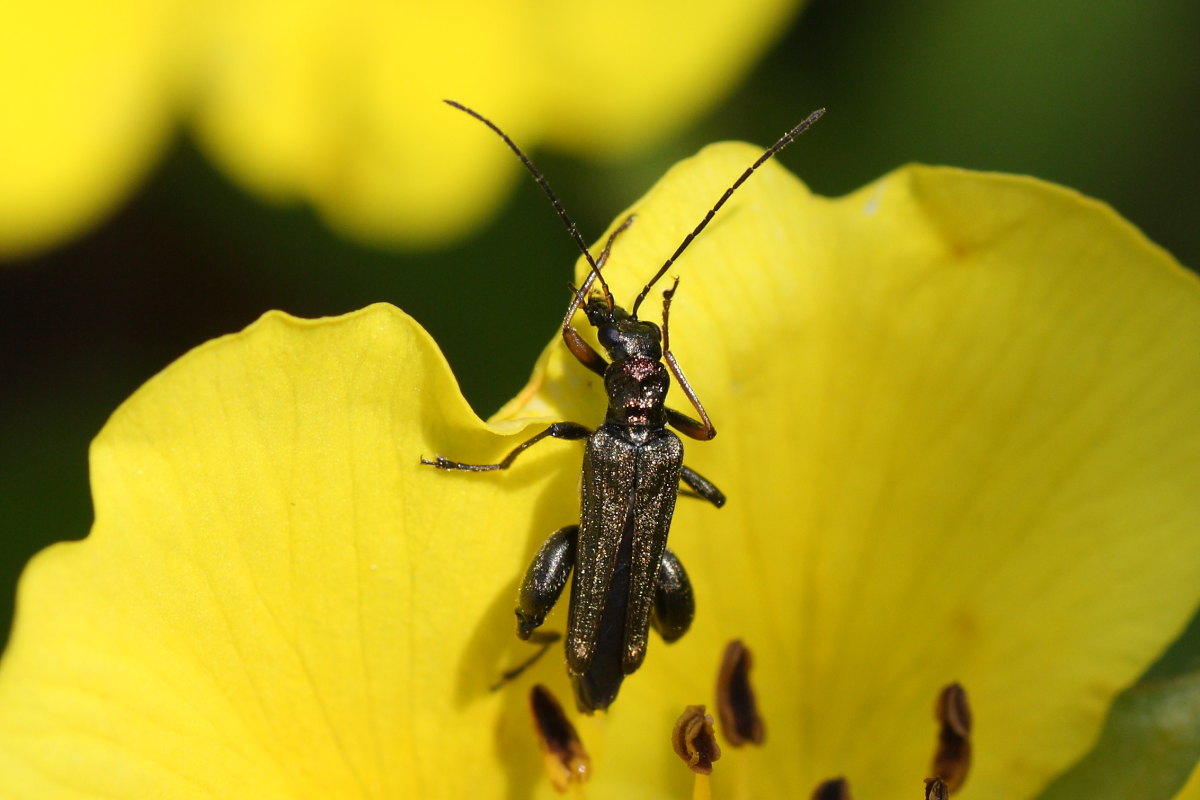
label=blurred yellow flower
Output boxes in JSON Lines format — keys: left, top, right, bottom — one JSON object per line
{"left": 1, "top": 146, "right": 1199, "bottom": 799}
{"left": 0, "top": 0, "right": 801, "bottom": 259}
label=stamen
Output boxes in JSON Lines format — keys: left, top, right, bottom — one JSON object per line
{"left": 811, "top": 777, "right": 851, "bottom": 800}
{"left": 671, "top": 705, "right": 722, "bottom": 775}
{"left": 931, "top": 682, "right": 972, "bottom": 792}
{"left": 924, "top": 777, "right": 949, "bottom": 800}
{"left": 715, "top": 639, "right": 765, "bottom": 746}
{"left": 529, "top": 684, "right": 590, "bottom": 793}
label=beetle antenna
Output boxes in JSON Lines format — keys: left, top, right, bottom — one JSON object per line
{"left": 444, "top": 100, "right": 615, "bottom": 312}
{"left": 629, "top": 108, "right": 825, "bottom": 318}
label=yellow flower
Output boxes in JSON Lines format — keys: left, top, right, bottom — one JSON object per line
{"left": 0, "top": 0, "right": 800, "bottom": 259}
{"left": 1, "top": 145, "right": 1199, "bottom": 799}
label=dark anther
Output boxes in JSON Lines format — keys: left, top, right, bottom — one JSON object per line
{"left": 811, "top": 777, "right": 852, "bottom": 800}
{"left": 715, "top": 639, "right": 765, "bottom": 746}
{"left": 931, "top": 682, "right": 972, "bottom": 792}
{"left": 924, "top": 777, "right": 949, "bottom": 800}
{"left": 529, "top": 684, "right": 590, "bottom": 792}
{"left": 671, "top": 704, "right": 722, "bottom": 775}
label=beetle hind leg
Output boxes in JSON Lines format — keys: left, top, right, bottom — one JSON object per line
{"left": 489, "top": 631, "right": 561, "bottom": 691}
{"left": 490, "top": 525, "right": 578, "bottom": 692}
{"left": 651, "top": 547, "right": 695, "bottom": 643}
{"left": 516, "top": 525, "right": 578, "bottom": 639}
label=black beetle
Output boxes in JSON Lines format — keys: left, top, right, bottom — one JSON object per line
{"left": 423, "top": 100, "right": 823, "bottom": 712}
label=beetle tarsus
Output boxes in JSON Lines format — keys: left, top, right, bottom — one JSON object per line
{"left": 489, "top": 632, "right": 563, "bottom": 691}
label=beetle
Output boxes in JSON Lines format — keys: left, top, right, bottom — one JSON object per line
{"left": 423, "top": 100, "right": 824, "bottom": 712}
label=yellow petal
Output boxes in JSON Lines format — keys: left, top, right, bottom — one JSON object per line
{"left": 0, "top": 306, "right": 556, "bottom": 797}
{"left": 507, "top": 149, "right": 1200, "bottom": 798}
{"left": 0, "top": 0, "right": 179, "bottom": 258}
{"left": 3, "top": 143, "right": 1197, "bottom": 800}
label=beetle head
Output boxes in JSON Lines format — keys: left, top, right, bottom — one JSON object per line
{"left": 595, "top": 314, "right": 662, "bottom": 362}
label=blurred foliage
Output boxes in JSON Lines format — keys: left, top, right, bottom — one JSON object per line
{"left": 1, "top": 0, "right": 1197, "bottom": 662}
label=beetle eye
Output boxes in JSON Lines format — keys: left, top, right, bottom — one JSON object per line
{"left": 598, "top": 326, "right": 620, "bottom": 348}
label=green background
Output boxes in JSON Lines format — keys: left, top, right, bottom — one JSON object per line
{"left": 2, "top": 0, "right": 1198, "bottom": 667}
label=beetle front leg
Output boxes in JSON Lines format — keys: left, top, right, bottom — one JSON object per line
{"left": 661, "top": 281, "right": 717, "bottom": 441}
{"left": 651, "top": 547, "right": 695, "bottom": 643}
{"left": 517, "top": 525, "right": 578, "bottom": 639}
{"left": 421, "top": 422, "right": 590, "bottom": 471}
{"left": 559, "top": 214, "right": 635, "bottom": 377}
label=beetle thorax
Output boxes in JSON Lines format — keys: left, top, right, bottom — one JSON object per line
{"left": 604, "top": 357, "right": 669, "bottom": 428}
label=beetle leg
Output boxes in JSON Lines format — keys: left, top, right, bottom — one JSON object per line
{"left": 652, "top": 547, "right": 695, "bottom": 643}
{"left": 421, "top": 422, "right": 590, "bottom": 471}
{"left": 560, "top": 215, "right": 636, "bottom": 377}
{"left": 489, "top": 630, "right": 562, "bottom": 691}
{"left": 661, "top": 359, "right": 715, "bottom": 441}
{"left": 517, "top": 525, "right": 578, "bottom": 640}
{"left": 489, "top": 525, "right": 578, "bottom": 691}
{"left": 661, "top": 280, "right": 717, "bottom": 440}
{"left": 679, "top": 464, "right": 726, "bottom": 508}
{"left": 666, "top": 406, "right": 719, "bottom": 442}
{"left": 561, "top": 328, "right": 608, "bottom": 378}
